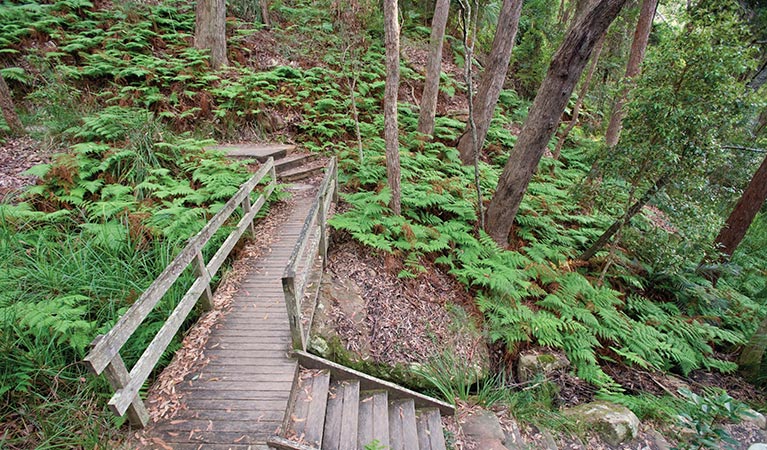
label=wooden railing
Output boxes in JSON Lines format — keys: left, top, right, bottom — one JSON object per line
{"left": 283, "top": 157, "right": 338, "bottom": 351}
{"left": 83, "top": 158, "right": 278, "bottom": 428}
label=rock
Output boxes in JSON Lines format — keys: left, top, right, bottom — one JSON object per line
{"left": 743, "top": 409, "right": 767, "bottom": 430}
{"left": 540, "top": 429, "right": 558, "bottom": 450}
{"left": 517, "top": 352, "right": 570, "bottom": 383}
{"left": 256, "top": 110, "right": 286, "bottom": 132}
{"left": 462, "top": 409, "right": 505, "bottom": 442}
{"left": 475, "top": 439, "right": 509, "bottom": 450}
{"left": 646, "top": 429, "right": 671, "bottom": 450}
{"left": 503, "top": 418, "right": 525, "bottom": 450}
{"left": 564, "top": 401, "right": 640, "bottom": 446}
{"left": 748, "top": 444, "right": 767, "bottom": 450}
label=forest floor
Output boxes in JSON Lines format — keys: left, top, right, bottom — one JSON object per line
{"left": 0, "top": 136, "right": 53, "bottom": 201}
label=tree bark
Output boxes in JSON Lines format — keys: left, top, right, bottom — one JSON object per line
{"left": 747, "top": 57, "right": 767, "bottom": 90}
{"left": 416, "top": 0, "right": 450, "bottom": 136}
{"left": 195, "top": 0, "right": 228, "bottom": 70}
{"left": 604, "top": 0, "right": 657, "bottom": 148}
{"left": 456, "top": 0, "right": 524, "bottom": 165}
{"left": 260, "top": 0, "right": 271, "bottom": 28}
{"left": 485, "top": 0, "right": 628, "bottom": 246}
{"left": 578, "top": 174, "right": 669, "bottom": 261}
{"left": 384, "top": 0, "right": 401, "bottom": 215}
{"left": 553, "top": 35, "right": 605, "bottom": 160}
{"left": 712, "top": 154, "right": 767, "bottom": 260}
{"left": 0, "top": 75, "right": 24, "bottom": 136}
{"left": 739, "top": 316, "right": 767, "bottom": 381}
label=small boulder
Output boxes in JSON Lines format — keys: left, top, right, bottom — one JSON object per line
{"left": 748, "top": 444, "right": 767, "bottom": 450}
{"left": 564, "top": 401, "right": 640, "bottom": 446}
{"left": 743, "top": 409, "right": 767, "bottom": 430}
{"left": 517, "top": 352, "right": 569, "bottom": 383}
{"left": 475, "top": 439, "right": 509, "bottom": 450}
{"left": 462, "top": 409, "right": 505, "bottom": 442}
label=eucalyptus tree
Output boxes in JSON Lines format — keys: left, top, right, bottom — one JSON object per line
{"left": 383, "top": 0, "right": 401, "bottom": 214}
{"left": 417, "top": 0, "right": 451, "bottom": 136}
{"left": 456, "top": 0, "right": 524, "bottom": 165}
{"left": 604, "top": 0, "right": 658, "bottom": 148}
{"left": 485, "top": 0, "right": 628, "bottom": 245}
{"left": 195, "top": 0, "right": 228, "bottom": 69}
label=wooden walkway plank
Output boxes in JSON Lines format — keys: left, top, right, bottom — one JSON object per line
{"left": 144, "top": 192, "right": 316, "bottom": 448}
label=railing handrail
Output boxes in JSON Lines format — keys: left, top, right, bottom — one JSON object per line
{"left": 282, "top": 157, "right": 338, "bottom": 350}
{"left": 84, "top": 157, "right": 278, "bottom": 427}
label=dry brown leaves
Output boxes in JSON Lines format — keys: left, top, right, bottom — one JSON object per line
{"left": 0, "top": 136, "right": 54, "bottom": 200}
{"left": 324, "top": 237, "right": 486, "bottom": 369}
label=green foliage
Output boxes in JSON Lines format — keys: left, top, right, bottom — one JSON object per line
{"left": 414, "top": 352, "right": 505, "bottom": 407}
{"left": 674, "top": 388, "right": 750, "bottom": 449}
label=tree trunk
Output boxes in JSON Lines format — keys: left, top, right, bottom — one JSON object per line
{"left": 484, "top": 0, "right": 628, "bottom": 246}
{"left": 552, "top": 35, "right": 605, "bottom": 160}
{"left": 456, "top": 0, "right": 524, "bottom": 165}
{"left": 416, "top": 0, "right": 450, "bottom": 137}
{"left": 260, "top": 0, "right": 271, "bottom": 28}
{"left": 384, "top": 0, "right": 401, "bottom": 215}
{"left": 0, "top": 75, "right": 24, "bottom": 136}
{"left": 604, "top": 0, "right": 657, "bottom": 148}
{"left": 712, "top": 154, "right": 767, "bottom": 260}
{"left": 195, "top": 0, "right": 228, "bottom": 70}
{"left": 578, "top": 174, "right": 669, "bottom": 261}
{"left": 739, "top": 316, "right": 767, "bottom": 381}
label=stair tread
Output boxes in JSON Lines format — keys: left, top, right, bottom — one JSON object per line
{"left": 288, "top": 369, "right": 330, "bottom": 447}
{"left": 388, "top": 399, "right": 418, "bottom": 450}
{"left": 279, "top": 161, "right": 327, "bottom": 181}
{"left": 416, "top": 408, "right": 447, "bottom": 450}
{"left": 322, "top": 379, "right": 360, "bottom": 450}
{"left": 275, "top": 153, "right": 314, "bottom": 171}
{"left": 358, "top": 391, "right": 390, "bottom": 450}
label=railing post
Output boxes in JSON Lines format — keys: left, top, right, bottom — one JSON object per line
{"left": 270, "top": 159, "right": 277, "bottom": 187}
{"left": 89, "top": 335, "right": 149, "bottom": 428}
{"left": 242, "top": 195, "right": 256, "bottom": 235}
{"left": 282, "top": 275, "right": 305, "bottom": 350}
{"left": 332, "top": 159, "right": 339, "bottom": 203}
{"left": 318, "top": 191, "right": 328, "bottom": 269}
{"left": 194, "top": 251, "right": 214, "bottom": 311}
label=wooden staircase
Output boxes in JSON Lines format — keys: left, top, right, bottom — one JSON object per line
{"left": 211, "top": 143, "right": 326, "bottom": 182}
{"left": 268, "top": 352, "right": 452, "bottom": 450}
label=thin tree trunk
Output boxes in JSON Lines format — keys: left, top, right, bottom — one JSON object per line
{"left": 713, "top": 154, "right": 767, "bottom": 260}
{"left": 553, "top": 35, "right": 605, "bottom": 160}
{"left": 417, "top": 0, "right": 450, "bottom": 136}
{"left": 739, "top": 316, "right": 767, "bottom": 381}
{"left": 195, "top": 0, "right": 228, "bottom": 69}
{"left": 579, "top": 174, "right": 669, "bottom": 261}
{"left": 456, "top": 0, "right": 524, "bottom": 165}
{"left": 604, "top": 0, "right": 657, "bottom": 148}
{"left": 384, "top": 0, "right": 401, "bottom": 215}
{"left": 0, "top": 75, "right": 24, "bottom": 136}
{"left": 485, "top": 0, "right": 628, "bottom": 245}
{"left": 260, "top": 0, "right": 271, "bottom": 28}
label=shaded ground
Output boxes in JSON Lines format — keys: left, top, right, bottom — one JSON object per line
{"left": 0, "top": 137, "right": 52, "bottom": 201}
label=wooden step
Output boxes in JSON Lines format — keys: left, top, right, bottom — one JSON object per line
{"left": 275, "top": 153, "right": 316, "bottom": 173}
{"left": 416, "top": 408, "right": 447, "bottom": 450}
{"left": 279, "top": 160, "right": 327, "bottom": 182}
{"left": 357, "top": 391, "right": 390, "bottom": 450}
{"left": 388, "top": 399, "right": 418, "bottom": 450}
{"left": 286, "top": 369, "right": 330, "bottom": 447}
{"left": 212, "top": 143, "right": 296, "bottom": 162}
{"left": 322, "top": 379, "right": 360, "bottom": 450}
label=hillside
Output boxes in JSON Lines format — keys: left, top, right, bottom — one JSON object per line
{"left": 1, "top": 0, "right": 766, "bottom": 448}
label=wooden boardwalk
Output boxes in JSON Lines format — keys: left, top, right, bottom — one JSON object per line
{"left": 147, "top": 192, "right": 314, "bottom": 450}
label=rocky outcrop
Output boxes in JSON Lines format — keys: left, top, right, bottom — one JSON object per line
{"left": 564, "top": 401, "right": 640, "bottom": 446}
{"left": 517, "top": 351, "right": 569, "bottom": 382}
